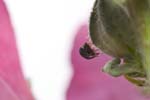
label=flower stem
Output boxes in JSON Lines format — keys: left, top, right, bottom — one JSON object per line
{"left": 142, "top": 13, "right": 150, "bottom": 84}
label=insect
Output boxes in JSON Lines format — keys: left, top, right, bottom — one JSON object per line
{"left": 79, "top": 0, "right": 150, "bottom": 86}
{"left": 79, "top": 43, "right": 98, "bottom": 59}
{"left": 80, "top": 42, "right": 100, "bottom": 59}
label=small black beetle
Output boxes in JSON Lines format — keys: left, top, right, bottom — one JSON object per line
{"left": 79, "top": 42, "right": 99, "bottom": 59}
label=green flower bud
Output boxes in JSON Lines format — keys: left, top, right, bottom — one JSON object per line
{"left": 89, "top": 0, "right": 150, "bottom": 89}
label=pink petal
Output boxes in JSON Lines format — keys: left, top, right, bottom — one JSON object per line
{"left": 0, "top": 1, "right": 34, "bottom": 100}
{"left": 66, "top": 24, "right": 150, "bottom": 100}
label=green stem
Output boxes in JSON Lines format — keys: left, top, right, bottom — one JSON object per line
{"left": 143, "top": 14, "right": 150, "bottom": 83}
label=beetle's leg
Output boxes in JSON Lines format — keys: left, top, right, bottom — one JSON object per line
{"left": 102, "top": 58, "right": 139, "bottom": 77}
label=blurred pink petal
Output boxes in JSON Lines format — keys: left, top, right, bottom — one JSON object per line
{"left": 0, "top": 0, "right": 34, "bottom": 100}
{"left": 66, "top": 24, "right": 150, "bottom": 100}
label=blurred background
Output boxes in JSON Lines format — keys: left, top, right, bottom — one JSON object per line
{"left": 4, "top": 0, "right": 94, "bottom": 100}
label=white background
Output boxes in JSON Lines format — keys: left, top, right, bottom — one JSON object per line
{"left": 5, "top": 0, "right": 94, "bottom": 100}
